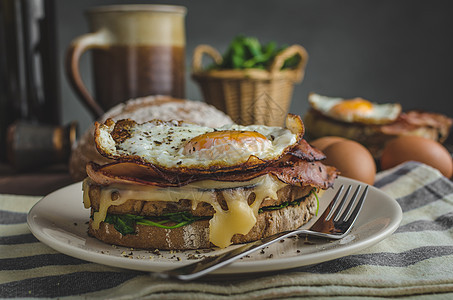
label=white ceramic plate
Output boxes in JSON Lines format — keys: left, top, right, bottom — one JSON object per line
{"left": 27, "top": 177, "right": 402, "bottom": 274}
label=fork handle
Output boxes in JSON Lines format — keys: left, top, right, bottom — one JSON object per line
{"left": 157, "top": 230, "right": 297, "bottom": 281}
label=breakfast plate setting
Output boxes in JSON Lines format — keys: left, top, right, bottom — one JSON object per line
{"left": 27, "top": 176, "right": 402, "bottom": 275}
{"left": 2, "top": 2, "right": 452, "bottom": 298}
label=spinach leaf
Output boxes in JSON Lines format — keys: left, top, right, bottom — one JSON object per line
{"left": 214, "top": 35, "right": 300, "bottom": 70}
{"left": 312, "top": 189, "right": 320, "bottom": 216}
{"left": 104, "top": 214, "right": 139, "bottom": 235}
{"left": 258, "top": 188, "right": 317, "bottom": 213}
{"left": 103, "top": 212, "right": 210, "bottom": 235}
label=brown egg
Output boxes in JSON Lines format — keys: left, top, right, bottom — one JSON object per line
{"left": 310, "top": 136, "right": 346, "bottom": 151}
{"left": 380, "top": 136, "right": 453, "bottom": 178}
{"left": 322, "top": 140, "right": 376, "bottom": 185}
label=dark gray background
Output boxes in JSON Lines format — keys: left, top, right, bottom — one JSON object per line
{"left": 57, "top": 0, "right": 453, "bottom": 135}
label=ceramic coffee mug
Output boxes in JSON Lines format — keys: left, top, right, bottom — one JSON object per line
{"left": 66, "top": 4, "right": 186, "bottom": 118}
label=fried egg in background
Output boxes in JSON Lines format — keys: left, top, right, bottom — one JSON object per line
{"left": 308, "top": 93, "right": 402, "bottom": 125}
{"left": 95, "top": 114, "right": 304, "bottom": 171}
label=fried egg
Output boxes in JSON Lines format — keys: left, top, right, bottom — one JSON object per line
{"left": 95, "top": 114, "right": 304, "bottom": 171}
{"left": 308, "top": 93, "right": 401, "bottom": 125}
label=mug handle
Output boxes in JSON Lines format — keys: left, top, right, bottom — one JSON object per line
{"left": 65, "top": 29, "right": 110, "bottom": 118}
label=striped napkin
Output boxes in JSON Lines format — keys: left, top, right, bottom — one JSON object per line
{"left": 1, "top": 161, "right": 453, "bottom": 299}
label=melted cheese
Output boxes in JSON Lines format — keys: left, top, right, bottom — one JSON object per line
{"left": 82, "top": 179, "right": 91, "bottom": 209}
{"left": 83, "top": 174, "right": 286, "bottom": 248}
{"left": 210, "top": 189, "right": 255, "bottom": 248}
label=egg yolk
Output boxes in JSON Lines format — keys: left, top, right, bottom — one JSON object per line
{"left": 330, "top": 98, "right": 373, "bottom": 118}
{"left": 183, "top": 130, "right": 272, "bottom": 159}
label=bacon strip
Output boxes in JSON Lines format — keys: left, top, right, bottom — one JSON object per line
{"left": 87, "top": 155, "right": 338, "bottom": 190}
{"left": 401, "top": 110, "right": 452, "bottom": 129}
{"left": 381, "top": 110, "right": 452, "bottom": 141}
{"left": 209, "top": 159, "right": 337, "bottom": 189}
{"left": 288, "top": 138, "right": 326, "bottom": 161}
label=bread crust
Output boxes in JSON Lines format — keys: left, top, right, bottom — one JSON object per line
{"left": 88, "top": 191, "right": 318, "bottom": 250}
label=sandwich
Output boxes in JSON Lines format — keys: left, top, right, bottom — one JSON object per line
{"left": 304, "top": 93, "right": 452, "bottom": 158}
{"left": 82, "top": 114, "right": 338, "bottom": 250}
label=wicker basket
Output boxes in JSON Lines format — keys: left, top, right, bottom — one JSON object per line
{"left": 191, "top": 44, "right": 308, "bottom": 126}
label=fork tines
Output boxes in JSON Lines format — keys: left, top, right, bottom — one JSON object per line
{"left": 327, "top": 184, "right": 369, "bottom": 223}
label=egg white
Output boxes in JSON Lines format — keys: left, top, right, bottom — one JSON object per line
{"left": 96, "top": 119, "right": 298, "bottom": 170}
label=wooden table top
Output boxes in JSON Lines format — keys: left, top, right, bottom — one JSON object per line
{"left": 0, "top": 163, "right": 74, "bottom": 196}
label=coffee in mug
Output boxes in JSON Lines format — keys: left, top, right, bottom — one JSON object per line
{"left": 66, "top": 4, "right": 186, "bottom": 118}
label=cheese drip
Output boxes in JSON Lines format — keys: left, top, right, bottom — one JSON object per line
{"left": 83, "top": 174, "right": 286, "bottom": 248}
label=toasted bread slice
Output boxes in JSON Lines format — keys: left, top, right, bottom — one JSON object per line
{"left": 88, "top": 190, "right": 318, "bottom": 250}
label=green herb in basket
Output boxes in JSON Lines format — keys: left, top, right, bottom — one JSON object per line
{"left": 214, "top": 35, "right": 301, "bottom": 70}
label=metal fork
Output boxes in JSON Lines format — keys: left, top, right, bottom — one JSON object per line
{"left": 156, "top": 184, "right": 369, "bottom": 281}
